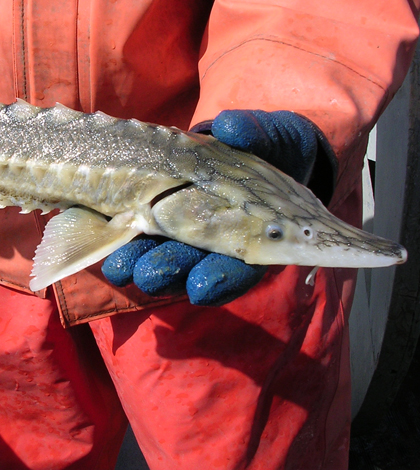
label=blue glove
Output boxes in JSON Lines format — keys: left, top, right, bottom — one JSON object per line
{"left": 103, "top": 240, "right": 267, "bottom": 306}
{"left": 212, "top": 110, "right": 316, "bottom": 185}
{"left": 102, "top": 110, "right": 335, "bottom": 306}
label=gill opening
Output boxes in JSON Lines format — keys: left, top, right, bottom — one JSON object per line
{"left": 150, "top": 182, "right": 194, "bottom": 208}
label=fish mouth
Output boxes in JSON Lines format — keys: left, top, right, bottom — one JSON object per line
{"left": 393, "top": 244, "right": 408, "bottom": 264}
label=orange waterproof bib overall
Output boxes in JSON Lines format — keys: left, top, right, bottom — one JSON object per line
{"left": 0, "top": 1, "right": 418, "bottom": 469}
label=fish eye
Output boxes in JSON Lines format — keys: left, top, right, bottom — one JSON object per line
{"left": 302, "top": 227, "right": 313, "bottom": 239}
{"left": 265, "top": 223, "right": 284, "bottom": 241}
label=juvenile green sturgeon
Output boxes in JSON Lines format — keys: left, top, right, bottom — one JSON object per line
{"left": 0, "top": 100, "right": 407, "bottom": 291}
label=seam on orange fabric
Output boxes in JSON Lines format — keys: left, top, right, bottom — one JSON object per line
{"left": 75, "top": 293, "right": 188, "bottom": 320}
{"left": 55, "top": 278, "right": 189, "bottom": 327}
{"left": 201, "top": 36, "right": 387, "bottom": 92}
{"left": 74, "top": 0, "right": 81, "bottom": 108}
{"left": 18, "top": 0, "right": 27, "bottom": 99}
{"left": 32, "top": 211, "right": 46, "bottom": 236}
{"left": 53, "top": 281, "right": 70, "bottom": 323}
{"left": 319, "top": 267, "right": 346, "bottom": 468}
{"left": 12, "top": 0, "right": 27, "bottom": 99}
{"left": 0, "top": 277, "right": 48, "bottom": 298}
{"left": 0, "top": 277, "right": 31, "bottom": 291}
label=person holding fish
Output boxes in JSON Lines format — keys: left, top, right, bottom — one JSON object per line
{"left": 0, "top": 1, "right": 418, "bottom": 470}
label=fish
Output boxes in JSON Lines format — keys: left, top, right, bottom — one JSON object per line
{"left": 0, "top": 99, "right": 407, "bottom": 292}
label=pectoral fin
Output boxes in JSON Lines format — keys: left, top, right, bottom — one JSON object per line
{"left": 30, "top": 207, "right": 141, "bottom": 291}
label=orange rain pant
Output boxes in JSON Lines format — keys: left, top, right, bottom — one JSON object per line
{"left": 0, "top": 1, "right": 419, "bottom": 469}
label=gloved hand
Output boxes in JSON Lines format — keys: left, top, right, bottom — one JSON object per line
{"left": 102, "top": 110, "right": 334, "bottom": 306}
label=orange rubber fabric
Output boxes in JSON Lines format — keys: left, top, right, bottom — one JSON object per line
{"left": 0, "top": 1, "right": 419, "bottom": 469}
{"left": 0, "top": 284, "right": 127, "bottom": 470}
{"left": 192, "top": 0, "right": 420, "bottom": 210}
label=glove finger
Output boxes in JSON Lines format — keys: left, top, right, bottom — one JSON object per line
{"left": 264, "top": 110, "right": 318, "bottom": 184}
{"left": 102, "top": 237, "right": 160, "bottom": 287}
{"left": 211, "top": 109, "right": 272, "bottom": 158}
{"left": 186, "top": 253, "right": 267, "bottom": 306}
{"left": 212, "top": 110, "right": 317, "bottom": 184}
{"left": 133, "top": 241, "right": 207, "bottom": 296}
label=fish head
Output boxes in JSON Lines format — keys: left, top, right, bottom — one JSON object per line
{"left": 151, "top": 168, "right": 407, "bottom": 269}
{"left": 234, "top": 174, "right": 407, "bottom": 268}
{"left": 244, "top": 207, "right": 408, "bottom": 268}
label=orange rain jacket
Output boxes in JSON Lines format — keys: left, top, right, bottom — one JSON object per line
{"left": 0, "top": 1, "right": 419, "bottom": 469}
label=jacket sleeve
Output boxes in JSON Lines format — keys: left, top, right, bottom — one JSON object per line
{"left": 191, "top": 0, "right": 419, "bottom": 206}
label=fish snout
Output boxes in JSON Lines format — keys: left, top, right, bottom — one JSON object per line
{"left": 311, "top": 221, "right": 408, "bottom": 268}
